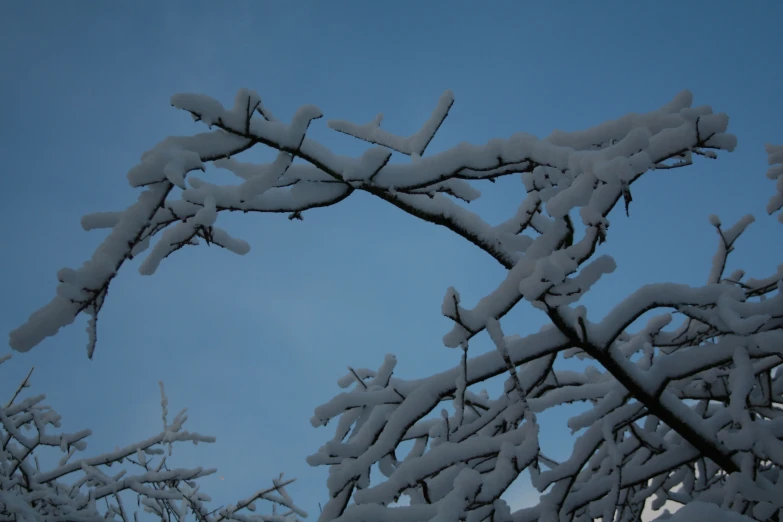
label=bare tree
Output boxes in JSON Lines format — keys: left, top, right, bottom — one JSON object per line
{"left": 8, "top": 87, "right": 783, "bottom": 521}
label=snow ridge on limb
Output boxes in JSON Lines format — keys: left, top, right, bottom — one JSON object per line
{"left": 0, "top": 355, "right": 306, "bottom": 522}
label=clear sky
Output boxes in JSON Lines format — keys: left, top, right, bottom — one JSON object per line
{"left": 1, "top": 1, "right": 781, "bottom": 518}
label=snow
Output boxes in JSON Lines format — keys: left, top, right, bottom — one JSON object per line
{"left": 656, "top": 501, "right": 754, "bottom": 522}
{"left": 11, "top": 84, "right": 783, "bottom": 522}
{"left": 81, "top": 211, "right": 123, "bottom": 230}
{"left": 171, "top": 93, "right": 228, "bottom": 128}
{"left": 546, "top": 90, "right": 692, "bottom": 150}
{"left": 341, "top": 146, "right": 392, "bottom": 182}
{"left": 14, "top": 84, "right": 744, "bottom": 358}
{"left": 765, "top": 143, "right": 783, "bottom": 222}
{"left": 328, "top": 90, "right": 454, "bottom": 156}
{"left": 1, "top": 354, "right": 305, "bottom": 521}
{"left": 281, "top": 105, "right": 323, "bottom": 150}
{"left": 236, "top": 152, "right": 294, "bottom": 200}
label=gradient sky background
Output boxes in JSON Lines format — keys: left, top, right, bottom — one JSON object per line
{"left": 1, "top": 2, "right": 781, "bottom": 520}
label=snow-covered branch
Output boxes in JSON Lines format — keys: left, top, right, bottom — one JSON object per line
{"left": 9, "top": 86, "right": 783, "bottom": 521}
{"left": 10, "top": 88, "right": 734, "bottom": 357}
{"left": 0, "top": 355, "right": 305, "bottom": 522}
{"left": 306, "top": 141, "right": 782, "bottom": 521}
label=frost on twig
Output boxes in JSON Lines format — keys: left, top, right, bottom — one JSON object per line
{"left": 0, "top": 355, "right": 306, "bottom": 522}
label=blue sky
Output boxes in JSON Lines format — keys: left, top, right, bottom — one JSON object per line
{"left": 1, "top": 1, "right": 781, "bottom": 517}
